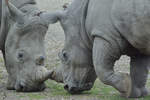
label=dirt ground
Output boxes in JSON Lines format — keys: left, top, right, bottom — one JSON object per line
{"left": 0, "top": 0, "right": 134, "bottom": 100}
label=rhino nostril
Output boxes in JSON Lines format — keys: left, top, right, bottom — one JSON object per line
{"left": 64, "top": 84, "right": 78, "bottom": 93}
{"left": 36, "top": 56, "right": 45, "bottom": 66}
{"left": 64, "top": 84, "right": 69, "bottom": 90}
{"left": 39, "top": 56, "right": 45, "bottom": 61}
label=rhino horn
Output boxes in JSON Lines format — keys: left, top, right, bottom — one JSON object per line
{"left": 40, "top": 11, "right": 66, "bottom": 25}
{"left": 3, "top": 0, "right": 26, "bottom": 24}
{"left": 48, "top": 67, "right": 63, "bottom": 83}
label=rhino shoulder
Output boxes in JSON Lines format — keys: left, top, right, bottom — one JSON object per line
{"left": 112, "top": 0, "right": 150, "bottom": 54}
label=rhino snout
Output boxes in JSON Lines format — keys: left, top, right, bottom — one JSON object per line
{"left": 64, "top": 84, "right": 80, "bottom": 94}
{"left": 64, "top": 82, "right": 93, "bottom": 94}
{"left": 14, "top": 67, "right": 51, "bottom": 92}
{"left": 15, "top": 80, "right": 46, "bottom": 92}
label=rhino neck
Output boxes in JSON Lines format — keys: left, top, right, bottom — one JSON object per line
{"left": 67, "top": 0, "right": 92, "bottom": 50}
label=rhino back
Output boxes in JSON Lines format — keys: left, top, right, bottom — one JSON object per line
{"left": 112, "top": 0, "right": 150, "bottom": 54}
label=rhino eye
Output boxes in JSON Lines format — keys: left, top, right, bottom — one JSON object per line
{"left": 17, "top": 52, "right": 24, "bottom": 62}
{"left": 62, "top": 51, "right": 67, "bottom": 60}
{"left": 18, "top": 53, "right": 23, "bottom": 58}
{"left": 59, "top": 50, "right": 68, "bottom": 62}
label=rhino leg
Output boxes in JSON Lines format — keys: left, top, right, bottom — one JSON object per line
{"left": 93, "top": 37, "right": 132, "bottom": 97}
{"left": 128, "top": 55, "right": 149, "bottom": 98}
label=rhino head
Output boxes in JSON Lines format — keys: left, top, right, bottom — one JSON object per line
{"left": 44, "top": 3, "right": 97, "bottom": 93}
{"left": 2, "top": 0, "right": 57, "bottom": 92}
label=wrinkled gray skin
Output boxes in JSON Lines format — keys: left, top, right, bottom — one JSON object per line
{"left": 0, "top": 0, "right": 57, "bottom": 92}
{"left": 47, "top": 0, "right": 150, "bottom": 98}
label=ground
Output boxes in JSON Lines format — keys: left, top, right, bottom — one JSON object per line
{"left": 0, "top": 0, "right": 150, "bottom": 100}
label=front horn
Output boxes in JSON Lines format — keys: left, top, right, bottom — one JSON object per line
{"left": 40, "top": 10, "right": 66, "bottom": 25}
{"left": 3, "top": 0, "right": 26, "bottom": 24}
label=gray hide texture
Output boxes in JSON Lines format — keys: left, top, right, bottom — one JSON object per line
{"left": 47, "top": 0, "right": 150, "bottom": 98}
{"left": 0, "top": 1, "right": 1, "bottom": 24}
{"left": 0, "top": 0, "right": 54, "bottom": 92}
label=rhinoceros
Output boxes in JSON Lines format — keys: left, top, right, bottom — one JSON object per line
{"left": 46, "top": 0, "right": 150, "bottom": 98}
{"left": 0, "top": 0, "right": 58, "bottom": 92}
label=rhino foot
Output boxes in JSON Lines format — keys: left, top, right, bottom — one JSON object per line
{"left": 119, "top": 74, "right": 149, "bottom": 98}
{"left": 115, "top": 73, "right": 132, "bottom": 98}
{"left": 126, "top": 86, "right": 150, "bottom": 98}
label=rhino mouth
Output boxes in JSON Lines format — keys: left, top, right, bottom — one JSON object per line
{"left": 15, "top": 81, "right": 46, "bottom": 92}
{"left": 64, "top": 82, "right": 93, "bottom": 94}
{"left": 14, "top": 68, "right": 52, "bottom": 92}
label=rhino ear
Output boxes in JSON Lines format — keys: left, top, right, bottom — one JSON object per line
{"left": 3, "top": 0, "right": 26, "bottom": 24}
{"left": 40, "top": 11, "right": 66, "bottom": 25}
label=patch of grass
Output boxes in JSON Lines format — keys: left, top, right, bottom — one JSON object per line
{"left": 19, "top": 95, "right": 26, "bottom": 98}
{"left": 46, "top": 79, "right": 150, "bottom": 100}
{"left": 46, "top": 80, "right": 71, "bottom": 97}
{"left": 27, "top": 93, "right": 46, "bottom": 100}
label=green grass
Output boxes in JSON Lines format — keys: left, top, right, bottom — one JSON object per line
{"left": 45, "top": 79, "right": 150, "bottom": 100}
{"left": 17, "top": 92, "right": 48, "bottom": 100}
{"left": 8, "top": 75, "right": 150, "bottom": 100}
{"left": 46, "top": 80, "right": 71, "bottom": 97}
{"left": 27, "top": 94, "right": 47, "bottom": 100}
{"left": 46, "top": 79, "right": 117, "bottom": 97}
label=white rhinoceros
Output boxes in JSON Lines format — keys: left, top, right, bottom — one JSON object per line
{"left": 0, "top": 0, "right": 57, "bottom": 92}
{"left": 47, "top": 0, "right": 150, "bottom": 98}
